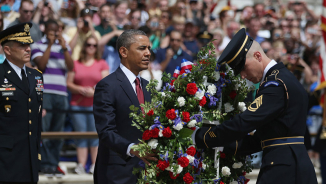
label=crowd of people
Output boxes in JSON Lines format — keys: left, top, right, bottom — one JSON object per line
{"left": 0, "top": 0, "right": 323, "bottom": 179}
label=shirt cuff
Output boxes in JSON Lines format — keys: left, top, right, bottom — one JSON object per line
{"left": 127, "top": 143, "right": 135, "bottom": 157}
{"left": 191, "top": 127, "right": 199, "bottom": 145}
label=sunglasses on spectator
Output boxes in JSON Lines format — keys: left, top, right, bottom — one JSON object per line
{"left": 23, "top": 10, "right": 34, "bottom": 14}
{"left": 86, "top": 43, "right": 97, "bottom": 47}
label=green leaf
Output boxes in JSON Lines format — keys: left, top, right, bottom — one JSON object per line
{"left": 178, "top": 128, "right": 194, "bottom": 139}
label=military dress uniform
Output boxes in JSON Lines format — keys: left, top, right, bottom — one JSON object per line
{"left": 194, "top": 28, "right": 317, "bottom": 184}
{"left": 0, "top": 23, "right": 43, "bottom": 183}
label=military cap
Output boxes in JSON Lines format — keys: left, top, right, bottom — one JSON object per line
{"left": 217, "top": 28, "right": 253, "bottom": 75}
{"left": 196, "top": 31, "right": 213, "bottom": 45}
{"left": 0, "top": 22, "right": 33, "bottom": 46}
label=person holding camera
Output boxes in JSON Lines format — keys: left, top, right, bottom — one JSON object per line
{"left": 30, "top": 19, "right": 74, "bottom": 177}
{"left": 67, "top": 8, "right": 101, "bottom": 61}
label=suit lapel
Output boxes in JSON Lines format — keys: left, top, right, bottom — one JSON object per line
{"left": 141, "top": 78, "right": 151, "bottom": 103}
{"left": 26, "top": 68, "right": 36, "bottom": 95}
{"left": 116, "top": 67, "right": 140, "bottom": 106}
{"left": 3, "top": 60, "right": 29, "bottom": 95}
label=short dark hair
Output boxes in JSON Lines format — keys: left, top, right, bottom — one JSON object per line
{"left": 45, "top": 19, "right": 59, "bottom": 29}
{"left": 116, "top": 29, "right": 147, "bottom": 58}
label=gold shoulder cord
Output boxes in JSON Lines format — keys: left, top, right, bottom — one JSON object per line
{"left": 203, "top": 127, "right": 212, "bottom": 148}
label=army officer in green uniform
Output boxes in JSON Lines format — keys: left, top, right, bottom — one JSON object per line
{"left": 0, "top": 23, "right": 43, "bottom": 184}
{"left": 192, "top": 28, "right": 317, "bottom": 184}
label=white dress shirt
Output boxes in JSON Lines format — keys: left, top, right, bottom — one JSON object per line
{"left": 120, "top": 63, "right": 142, "bottom": 157}
{"left": 7, "top": 60, "right": 27, "bottom": 80}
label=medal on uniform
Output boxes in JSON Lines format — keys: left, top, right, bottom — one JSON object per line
{"left": 4, "top": 105, "right": 11, "bottom": 113}
{"left": 4, "top": 78, "right": 8, "bottom": 83}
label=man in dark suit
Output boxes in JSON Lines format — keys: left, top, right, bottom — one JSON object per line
{"left": 0, "top": 23, "right": 43, "bottom": 184}
{"left": 93, "top": 29, "right": 157, "bottom": 184}
{"left": 193, "top": 28, "right": 317, "bottom": 183}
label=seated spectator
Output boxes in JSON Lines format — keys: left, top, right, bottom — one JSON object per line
{"left": 31, "top": 19, "right": 74, "bottom": 177}
{"left": 67, "top": 8, "right": 101, "bottom": 61}
{"left": 8, "top": 0, "right": 43, "bottom": 42}
{"left": 33, "top": 1, "right": 58, "bottom": 33}
{"left": 156, "top": 30, "right": 193, "bottom": 75}
{"left": 67, "top": 35, "right": 109, "bottom": 174}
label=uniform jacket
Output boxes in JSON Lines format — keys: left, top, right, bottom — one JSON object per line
{"left": 0, "top": 60, "right": 43, "bottom": 182}
{"left": 195, "top": 62, "right": 317, "bottom": 184}
{"left": 93, "top": 67, "right": 151, "bottom": 184}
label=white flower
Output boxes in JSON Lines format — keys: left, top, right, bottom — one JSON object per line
{"left": 161, "top": 92, "right": 166, "bottom": 97}
{"left": 173, "top": 123, "right": 183, "bottom": 131}
{"left": 224, "top": 102, "right": 234, "bottom": 113}
{"left": 202, "top": 162, "right": 207, "bottom": 169}
{"left": 207, "top": 84, "right": 217, "bottom": 95}
{"left": 195, "top": 90, "right": 205, "bottom": 100}
{"left": 213, "top": 71, "right": 220, "bottom": 81}
{"left": 238, "top": 102, "right": 246, "bottom": 112}
{"left": 187, "top": 120, "right": 197, "bottom": 128}
{"left": 221, "top": 166, "right": 231, "bottom": 176}
{"left": 159, "top": 129, "right": 163, "bottom": 137}
{"left": 177, "top": 96, "right": 186, "bottom": 107}
{"left": 232, "top": 162, "right": 243, "bottom": 169}
{"left": 148, "top": 139, "right": 158, "bottom": 149}
{"left": 167, "top": 164, "right": 183, "bottom": 174}
{"left": 187, "top": 155, "right": 195, "bottom": 164}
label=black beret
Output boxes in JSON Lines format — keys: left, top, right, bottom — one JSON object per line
{"left": 0, "top": 22, "right": 33, "bottom": 45}
{"left": 217, "top": 28, "right": 253, "bottom": 75}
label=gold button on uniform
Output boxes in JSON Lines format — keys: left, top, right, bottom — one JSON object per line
{"left": 29, "top": 132, "right": 31, "bottom": 135}
{"left": 29, "top": 109, "right": 31, "bottom": 113}
{"left": 29, "top": 120, "right": 32, "bottom": 124}
{"left": 271, "top": 162, "right": 274, "bottom": 165}
{"left": 28, "top": 98, "right": 31, "bottom": 102}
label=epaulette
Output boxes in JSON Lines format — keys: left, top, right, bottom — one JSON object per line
{"left": 35, "top": 69, "right": 42, "bottom": 74}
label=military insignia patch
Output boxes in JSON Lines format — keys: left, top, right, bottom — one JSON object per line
{"left": 264, "top": 81, "right": 279, "bottom": 87}
{"left": 24, "top": 24, "right": 30, "bottom": 32}
{"left": 248, "top": 95, "right": 263, "bottom": 112}
{"left": 4, "top": 105, "right": 11, "bottom": 113}
{"left": 209, "top": 131, "right": 216, "bottom": 138}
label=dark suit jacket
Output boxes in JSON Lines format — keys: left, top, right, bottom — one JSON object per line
{"left": 93, "top": 67, "right": 151, "bottom": 184}
{"left": 0, "top": 60, "right": 43, "bottom": 182}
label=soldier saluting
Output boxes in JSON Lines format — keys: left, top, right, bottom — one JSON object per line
{"left": 0, "top": 23, "right": 43, "bottom": 184}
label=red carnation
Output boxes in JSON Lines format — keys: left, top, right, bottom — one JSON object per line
{"left": 183, "top": 173, "right": 194, "bottom": 184}
{"left": 170, "top": 79, "right": 176, "bottom": 86}
{"left": 166, "top": 109, "right": 177, "bottom": 120}
{"left": 169, "top": 172, "right": 179, "bottom": 179}
{"left": 199, "top": 96, "right": 206, "bottom": 106}
{"left": 147, "top": 109, "right": 154, "bottom": 116}
{"left": 150, "top": 128, "right": 159, "bottom": 138}
{"left": 157, "top": 160, "right": 170, "bottom": 171}
{"left": 229, "top": 90, "right": 237, "bottom": 99}
{"left": 162, "top": 127, "right": 172, "bottom": 138}
{"left": 142, "top": 130, "right": 151, "bottom": 140}
{"left": 186, "top": 146, "right": 196, "bottom": 156}
{"left": 219, "top": 151, "right": 226, "bottom": 158}
{"left": 186, "top": 83, "right": 198, "bottom": 95}
{"left": 182, "top": 111, "right": 190, "bottom": 122}
{"left": 177, "top": 157, "right": 189, "bottom": 167}
{"left": 220, "top": 73, "right": 225, "bottom": 78}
